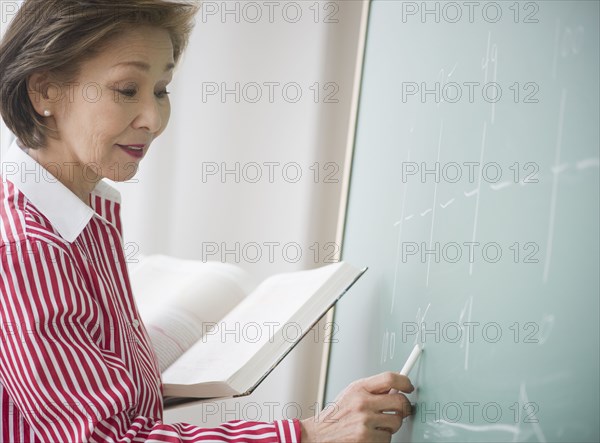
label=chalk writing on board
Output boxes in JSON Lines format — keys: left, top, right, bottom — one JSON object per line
{"left": 440, "top": 198, "right": 455, "bottom": 209}
{"left": 391, "top": 150, "right": 412, "bottom": 314}
{"left": 427, "top": 383, "right": 546, "bottom": 441}
{"left": 380, "top": 328, "right": 396, "bottom": 365}
{"left": 426, "top": 120, "right": 444, "bottom": 287}
{"left": 326, "top": 3, "right": 599, "bottom": 442}
{"left": 490, "top": 181, "right": 511, "bottom": 191}
{"left": 469, "top": 122, "right": 488, "bottom": 276}
{"left": 551, "top": 163, "right": 568, "bottom": 175}
{"left": 576, "top": 157, "right": 599, "bottom": 169}
{"left": 553, "top": 19, "right": 585, "bottom": 79}
{"left": 458, "top": 296, "right": 474, "bottom": 371}
{"left": 482, "top": 31, "right": 498, "bottom": 123}
{"left": 431, "top": 420, "right": 520, "bottom": 438}
{"left": 537, "top": 314, "right": 555, "bottom": 346}
{"left": 400, "top": 154, "right": 596, "bottom": 223}
{"left": 543, "top": 88, "right": 567, "bottom": 284}
{"left": 437, "top": 62, "right": 459, "bottom": 109}
{"left": 415, "top": 303, "right": 432, "bottom": 347}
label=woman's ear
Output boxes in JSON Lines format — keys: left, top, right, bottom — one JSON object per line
{"left": 26, "top": 72, "right": 58, "bottom": 117}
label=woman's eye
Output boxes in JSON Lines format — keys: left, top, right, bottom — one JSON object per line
{"left": 115, "top": 88, "right": 170, "bottom": 99}
{"left": 119, "top": 89, "right": 137, "bottom": 98}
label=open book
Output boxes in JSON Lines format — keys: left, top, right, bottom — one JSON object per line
{"left": 128, "top": 255, "right": 366, "bottom": 409}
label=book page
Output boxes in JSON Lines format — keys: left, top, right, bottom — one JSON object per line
{"left": 162, "top": 262, "right": 349, "bottom": 386}
{"left": 130, "top": 255, "right": 258, "bottom": 371}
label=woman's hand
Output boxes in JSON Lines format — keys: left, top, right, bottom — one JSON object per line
{"left": 300, "top": 371, "right": 414, "bottom": 443}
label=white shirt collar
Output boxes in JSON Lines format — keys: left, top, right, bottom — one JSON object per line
{"left": 2, "top": 138, "right": 121, "bottom": 243}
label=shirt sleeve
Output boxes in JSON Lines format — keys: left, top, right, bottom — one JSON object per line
{"left": 0, "top": 240, "right": 302, "bottom": 443}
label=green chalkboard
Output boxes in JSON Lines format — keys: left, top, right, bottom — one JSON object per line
{"left": 325, "top": 1, "right": 599, "bottom": 442}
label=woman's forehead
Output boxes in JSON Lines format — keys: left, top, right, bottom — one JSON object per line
{"left": 86, "top": 28, "right": 175, "bottom": 72}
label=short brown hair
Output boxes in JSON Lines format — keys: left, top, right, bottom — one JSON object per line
{"left": 0, "top": 0, "right": 199, "bottom": 150}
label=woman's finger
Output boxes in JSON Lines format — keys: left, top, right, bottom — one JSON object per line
{"left": 376, "top": 392, "right": 413, "bottom": 417}
{"left": 359, "top": 371, "right": 414, "bottom": 395}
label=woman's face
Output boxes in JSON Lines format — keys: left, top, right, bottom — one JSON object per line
{"left": 30, "top": 26, "right": 174, "bottom": 191}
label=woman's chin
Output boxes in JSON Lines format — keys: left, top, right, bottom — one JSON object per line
{"left": 102, "top": 163, "right": 140, "bottom": 182}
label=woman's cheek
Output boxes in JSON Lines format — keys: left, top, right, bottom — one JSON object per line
{"left": 159, "top": 102, "right": 171, "bottom": 135}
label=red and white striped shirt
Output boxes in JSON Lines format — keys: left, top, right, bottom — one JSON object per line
{"left": 0, "top": 138, "right": 301, "bottom": 442}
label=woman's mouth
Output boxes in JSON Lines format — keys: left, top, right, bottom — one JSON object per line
{"left": 117, "top": 144, "right": 145, "bottom": 159}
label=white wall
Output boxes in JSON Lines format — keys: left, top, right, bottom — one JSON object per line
{"left": 1, "top": 0, "right": 368, "bottom": 428}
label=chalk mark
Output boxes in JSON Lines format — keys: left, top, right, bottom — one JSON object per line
{"left": 482, "top": 31, "right": 498, "bottom": 124}
{"left": 426, "top": 120, "right": 443, "bottom": 287}
{"left": 552, "top": 19, "right": 560, "bottom": 80}
{"left": 538, "top": 314, "right": 555, "bottom": 346}
{"left": 469, "top": 122, "right": 487, "bottom": 276}
{"left": 440, "top": 198, "right": 455, "bottom": 209}
{"left": 576, "top": 157, "right": 599, "bottom": 169}
{"left": 459, "top": 296, "right": 473, "bottom": 371}
{"left": 435, "top": 420, "right": 520, "bottom": 436}
{"left": 391, "top": 150, "right": 411, "bottom": 314}
{"left": 448, "top": 62, "right": 458, "bottom": 77}
{"left": 543, "top": 89, "right": 567, "bottom": 284}
{"left": 551, "top": 163, "right": 569, "bottom": 174}
{"left": 490, "top": 181, "right": 511, "bottom": 191}
{"left": 415, "top": 303, "right": 432, "bottom": 347}
{"left": 491, "top": 41, "right": 498, "bottom": 124}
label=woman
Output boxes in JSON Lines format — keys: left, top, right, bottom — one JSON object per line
{"left": 0, "top": 1, "right": 414, "bottom": 441}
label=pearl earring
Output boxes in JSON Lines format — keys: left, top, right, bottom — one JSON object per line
{"left": 43, "top": 110, "right": 51, "bottom": 117}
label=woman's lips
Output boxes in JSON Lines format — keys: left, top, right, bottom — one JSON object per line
{"left": 117, "top": 144, "right": 145, "bottom": 158}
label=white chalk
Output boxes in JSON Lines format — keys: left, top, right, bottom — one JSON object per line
{"left": 400, "top": 344, "right": 422, "bottom": 376}
{"left": 385, "top": 344, "right": 423, "bottom": 410}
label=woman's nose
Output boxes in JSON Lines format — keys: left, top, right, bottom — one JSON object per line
{"left": 132, "top": 97, "right": 163, "bottom": 133}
